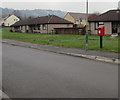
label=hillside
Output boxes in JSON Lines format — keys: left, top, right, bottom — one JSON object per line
{"left": 0, "top": 8, "right": 67, "bottom": 19}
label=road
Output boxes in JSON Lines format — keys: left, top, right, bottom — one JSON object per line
{"left": 2, "top": 44, "right": 118, "bottom": 98}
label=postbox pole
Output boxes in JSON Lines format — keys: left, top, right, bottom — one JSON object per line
{"left": 100, "top": 36, "right": 103, "bottom": 48}
{"left": 98, "top": 25, "right": 104, "bottom": 48}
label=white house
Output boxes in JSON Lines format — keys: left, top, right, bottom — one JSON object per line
{"left": 0, "top": 15, "right": 20, "bottom": 26}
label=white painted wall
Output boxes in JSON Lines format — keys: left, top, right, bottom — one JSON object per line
{"left": 104, "top": 22, "right": 112, "bottom": 35}
{"left": 89, "top": 22, "right": 97, "bottom": 35}
{"left": 4, "top": 15, "right": 20, "bottom": 26}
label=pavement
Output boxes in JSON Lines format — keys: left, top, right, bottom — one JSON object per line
{"left": 2, "top": 39, "right": 120, "bottom": 64}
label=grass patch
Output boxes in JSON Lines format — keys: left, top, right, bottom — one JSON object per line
{"left": 2, "top": 27, "right": 119, "bottom": 53}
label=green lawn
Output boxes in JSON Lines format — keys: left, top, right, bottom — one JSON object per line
{"left": 1, "top": 27, "right": 119, "bottom": 53}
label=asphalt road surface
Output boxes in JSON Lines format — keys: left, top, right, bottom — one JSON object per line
{"left": 2, "top": 44, "right": 118, "bottom": 98}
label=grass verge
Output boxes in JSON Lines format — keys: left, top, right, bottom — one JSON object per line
{"left": 2, "top": 27, "right": 119, "bottom": 53}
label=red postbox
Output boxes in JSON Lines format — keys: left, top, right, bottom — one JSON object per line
{"left": 97, "top": 25, "right": 105, "bottom": 36}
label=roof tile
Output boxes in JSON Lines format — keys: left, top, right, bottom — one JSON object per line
{"left": 12, "top": 15, "right": 73, "bottom": 26}
{"left": 88, "top": 9, "right": 120, "bottom": 22}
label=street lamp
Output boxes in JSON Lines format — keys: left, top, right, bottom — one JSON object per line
{"left": 85, "top": 0, "right": 89, "bottom": 50}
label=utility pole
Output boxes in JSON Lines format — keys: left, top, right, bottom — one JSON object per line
{"left": 117, "top": 1, "right": 120, "bottom": 36}
{"left": 85, "top": 0, "right": 89, "bottom": 50}
{"left": 118, "top": 1, "right": 120, "bottom": 9}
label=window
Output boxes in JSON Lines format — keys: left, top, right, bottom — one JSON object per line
{"left": 98, "top": 22, "right": 104, "bottom": 25}
{"left": 21, "top": 26, "right": 23, "bottom": 30}
{"left": 34, "top": 26, "right": 36, "bottom": 30}
{"left": 43, "top": 24, "right": 46, "bottom": 30}
{"left": 76, "top": 19, "right": 79, "bottom": 22}
{"left": 98, "top": 22, "right": 104, "bottom": 27}
{"left": 38, "top": 25, "right": 41, "bottom": 30}
{"left": 26, "top": 26, "right": 29, "bottom": 30}
{"left": 74, "top": 19, "right": 76, "bottom": 23}
{"left": 75, "top": 19, "right": 82, "bottom": 23}
{"left": 95, "top": 22, "right": 98, "bottom": 30}
{"left": 82, "top": 19, "right": 85, "bottom": 22}
{"left": 79, "top": 18, "right": 82, "bottom": 23}
{"left": 2, "top": 23, "right": 5, "bottom": 26}
{"left": 112, "top": 22, "right": 118, "bottom": 33}
{"left": 95, "top": 22, "right": 104, "bottom": 30}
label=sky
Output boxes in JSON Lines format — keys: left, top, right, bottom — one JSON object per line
{"left": 1, "top": 0, "right": 120, "bottom": 13}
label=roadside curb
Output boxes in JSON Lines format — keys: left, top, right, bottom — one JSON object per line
{"left": 2, "top": 40, "right": 120, "bottom": 64}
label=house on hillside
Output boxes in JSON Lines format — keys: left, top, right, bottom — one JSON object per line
{"left": 11, "top": 15, "right": 73, "bottom": 34}
{"left": 64, "top": 12, "right": 97, "bottom": 27}
{"left": 88, "top": 9, "right": 120, "bottom": 35}
{"left": 0, "top": 15, "right": 20, "bottom": 27}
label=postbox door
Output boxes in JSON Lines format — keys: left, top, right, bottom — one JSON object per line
{"left": 98, "top": 28, "right": 102, "bottom": 36}
{"left": 97, "top": 25, "right": 105, "bottom": 36}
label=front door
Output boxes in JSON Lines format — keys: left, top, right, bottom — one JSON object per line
{"left": 112, "top": 22, "right": 118, "bottom": 34}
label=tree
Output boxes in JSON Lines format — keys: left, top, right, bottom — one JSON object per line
{"left": 12, "top": 10, "right": 22, "bottom": 19}
{"left": 92, "top": 11, "right": 100, "bottom": 15}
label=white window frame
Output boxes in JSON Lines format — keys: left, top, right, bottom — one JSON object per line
{"left": 43, "top": 24, "right": 46, "bottom": 30}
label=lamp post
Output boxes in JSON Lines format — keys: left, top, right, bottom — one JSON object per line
{"left": 85, "top": 0, "right": 89, "bottom": 50}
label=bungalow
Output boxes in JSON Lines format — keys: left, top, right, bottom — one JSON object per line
{"left": 0, "top": 14, "right": 20, "bottom": 26}
{"left": 88, "top": 9, "right": 120, "bottom": 35}
{"left": 64, "top": 12, "right": 97, "bottom": 27}
{"left": 11, "top": 15, "right": 73, "bottom": 34}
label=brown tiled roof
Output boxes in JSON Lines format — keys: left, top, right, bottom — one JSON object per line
{"left": 88, "top": 9, "right": 120, "bottom": 22}
{"left": 68, "top": 12, "right": 97, "bottom": 20}
{"left": 12, "top": 15, "right": 73, "bottom": 26}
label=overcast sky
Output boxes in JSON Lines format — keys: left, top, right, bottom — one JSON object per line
{"left": 1, "top": 0, "right": 120, "bottom": 13}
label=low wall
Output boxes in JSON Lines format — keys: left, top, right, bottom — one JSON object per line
{"left": 54, "top": 28, "right": 85, "bottom": 35}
